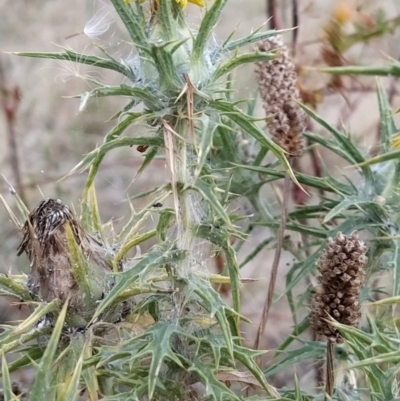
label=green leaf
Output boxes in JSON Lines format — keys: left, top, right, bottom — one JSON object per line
{"left": 149, "top": 42, "right": 182, "bottom": 90}
{"left": 304, "top": 131, "right": 352, "bottom": 162}
{"left": 239, "top": 237, "right": 274, "bottom": 268}
{"left": 13, "top": 50, "right": 135, "bottom": 80}
{"left": 323, "top": 197, "right": 359, "bottom": 223}
{"left": 77, "top": 84, "right": 166, "bottom": 110}
{"left": 276, "top": 317, "right": 310, "bottom": 353}
{"left": 69, "top": 135, "right": 163, "bottom": 180}
{"left": 299, "top": 103, "right": 374, "bottom": 183}
{"left": 255, "top": 220, "right": 328, "bottom": 239}
{"left": 2, "top": 354, "right": 13, "bottom": 401}
{"left": 186, "top": 359, "right": 241, "bottom": 401}
{"left": 93, "top": 244, "right": 186, "bottom": 319}
{"left": 189, "top": 276, "right": 235, "bottom": 357}
{"left": 81, "top": 183, "right": 103, "bottom": 237}
{"left": 390, "top": 240, "right": 400, "bottom": 297}
{"left": 193, "top": 179, "right": 231, "bottom": 227}
{"left": 62, "top": 349, "right": 84, "bottom": 401}
{"left": 317, "top": 63, "right": 400, "bottom": 77}
{"left": 195, "top": 115, "right": 216, "bottom": 178}
{"left": 221, "top": 28, "right": 293, "bottom": 52}
{"left": 29, "top": 301, "right": 68, "bottom": 401}
{"left": 355, "top": 148, "right": 400, "bottom": 167}
{"left": 65, "top": 222, "right": 91, "bottom": 298}
{"left": 192, "top": 0, "right": 228, "bottom": 64}
{"left": 129, "top": 322, "right": 183, "bottom": 399}
{"left": 110, "top": 0, "right": 147, "bottom": 48}
{"left": 0, "top": 300, "right": 58, "bottom": 346}
{"left": 5, "top": 346, "right": 43, "bottom": 375}
{"left": 158, "top": 0, "right": 175, "bottom": 41}
{"left": 0, "top": 274, "right": 31, "bottom": 301}
{"left": 376, "top": 80, "right": 398, "bottom": 152}
{"left": 210, "top": 100, "right": 300, "bottom": 187}
{"left": 232, "top": 163, "right": 354, "bottom": 195}
{"left": 156, "top": 210, "right": 174, "bottom": 242}
{"left": 212, "top": 51, "right": 276, "bottom": 80}
{"left": 265, "top": 341, "right": 326, "bottom": 377}
{"left": 233, "top": 344, "right": 277, "bottom": 396}
{"left": 222, "top": 242, "right": 240, "bottom": 335}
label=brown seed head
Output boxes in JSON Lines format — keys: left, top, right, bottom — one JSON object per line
{"left": 254, "top": 35, "right": 306, "bottom": 157}
{"left": 17, "top": 199, "right": 112, "bottom": 318}
{"left": 309, "top": 231, "right": 367, "bottom": 343}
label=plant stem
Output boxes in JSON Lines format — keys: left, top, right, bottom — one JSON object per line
{"left": 325, "top": 341, "right": 335, "bottom": 400}
{"left": 0, "top": 58, "right": 27, "bottom": 206}
{"left": 254, "top": 158, "right": 292, "bottom": 354}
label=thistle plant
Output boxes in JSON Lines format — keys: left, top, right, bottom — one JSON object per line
{"left": 2, "top": 1, "right": 400, "bottom": 401}
{"left": 0, "top": 0, "right": 294, "bottom": 399}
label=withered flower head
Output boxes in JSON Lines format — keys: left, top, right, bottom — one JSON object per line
{"left": 255, "top": 35, "right": 306, "bottom": 157}
{"left": 309, "top": 231, "right": 368, "bottom": 343}
{"left": 17, "top": 198, "right": 113, "bottom": 327}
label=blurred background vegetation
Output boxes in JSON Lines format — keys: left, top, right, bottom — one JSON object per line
{"left": 1, "top": 0, "right": 400, "bottom": 392}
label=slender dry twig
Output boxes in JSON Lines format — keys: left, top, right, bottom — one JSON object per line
{"left": 254, "top": 161, "right": 292, "bottom": 353}
{"left": 291, "top": 0, "right": 299, "bottom": 55}
{"left": 0, "top": 58, "right": 27, "bottom": 206}
{"left": 266, "top": 0, "right": 280, "bottom": 30}
{"left": 325, "top": 341, "right": 335, "bottom": 400}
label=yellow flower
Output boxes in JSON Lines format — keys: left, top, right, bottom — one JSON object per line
{"left": 392, "top": 133, "right": 400, "bottom": 150}
{"left": 175, "top": 0, "right": 205, "bottom": 7}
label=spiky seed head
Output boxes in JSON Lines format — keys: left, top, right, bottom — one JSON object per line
{"left": 17, "top": 198, "right": 114, "bottom": 327}
{"left": 309, "top": 231, "right": 367, "bottom": 343}
{"left": 254, "top": 35, "right": 306, "bottom": 157}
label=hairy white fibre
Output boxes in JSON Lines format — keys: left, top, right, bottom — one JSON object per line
{"left": 84, "top": 6, "right": 115, "bottom": 41}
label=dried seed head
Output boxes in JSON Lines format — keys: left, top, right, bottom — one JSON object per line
{"left": 254, "top": 35, "right": 306, "bottom": 157}
{"left": 17, "top": 198, "right": 113, "bottom": 326}
{"left": 309, "top": 231, "right": 367, "bottom": 343}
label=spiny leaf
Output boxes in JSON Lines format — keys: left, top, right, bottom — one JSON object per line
{"left": 221, "top": 28, "right": 294, "bottom": 52}
{"left": 192, "top": 0, "right": 228, "bottom": 63}
{"left": 0, "top": 300, "right": 58, "bottom": 344}
{"left": 195, "top": 115, "right": 216, "bottom": 178}
{"left": 61, "top": 348, "right": 84, "bottom": 401}
{"left": 68, "top": 135, "right": 163, "bottom": 180}
{"left": 1, "top": 354, "right": 13, "bottom": 401}
{"left": 210, "top": 100, "right": 301, "bottom": 188}
{"left": 65, "top": 222, "right": 91, "bottom": 298}
{"left": 265, "top": 341, "right": 326, "bottom": 377}
{"left": 110, "top": 0, "right": 147, "bottom": 48}
{"left": 4, "top": 346, "right": 43, "bottom": 375}
{"left": 299, "top": 102, "right": 374, "bottom": 184}
{"left": 376, "top": 80, "right": 398, "bottom": 152}
{"left": 316, "top": 63, "right": 400, "bottom": 77}
{"left": 232, "top": 163, "right": 354, "bottom": 195}
{"left": 188, "top": 276, "right": 235, "bottom": 357}
{"left": 13, "top": 50, "right": 135, "bottom": 80}
{"left": 75, "top": 84, "right": 165, "bottom": 110}
{"left": 126, "top": 322, "right": 183, "bottom": 399}
{"left": 193, "top": 179, "right": 231, "bottom": 227}
{"left": 92, "top": 245, "right": 186, "bottom": 320}
{"left": 0, "top": 274, "right": 31, "bottom": 301}
{"left": 29, "top": 300, "right": 68, "bottom": 401}
{"left": 212, "top": 50, "right": 276, "bottom": 80}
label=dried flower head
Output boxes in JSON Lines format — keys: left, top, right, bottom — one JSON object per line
{"left": 17, "top": 198, "right": 113, "bottom": 326}
{"left": 255, "top": 35, "right": 306, "bottom": 157}
{"left": 309, "top": 231, "right": 368, "bottom": 343}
